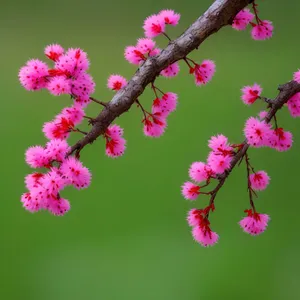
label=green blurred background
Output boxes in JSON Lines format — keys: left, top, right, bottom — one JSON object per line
{"left": 1, "top": 0, "right": 299, "bottom": 299}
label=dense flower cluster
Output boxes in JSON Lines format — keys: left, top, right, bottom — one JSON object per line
{"left": 182, "top": 64, "right": 300, "bottom": 246}
{"left": 232, "top": 2, "right": 273, "bottom": 40}
{"left": 23, "top": 140, "right": 90, "bottom": 215}
{"left": 182, "top": 134, "right": 272, "bottom": 246}
{"left": 19, "top": 45, "right": 127, "bottom": 215}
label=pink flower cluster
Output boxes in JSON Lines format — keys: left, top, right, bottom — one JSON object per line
{"left": 143, "top": 10, "right": 180, "bottom": 38}
{"left": 23, "top": 139, "right": 91, "bottom": 215}
{"left": 19, "top": 44, "right": 128, "bottom": 215}
{"left": 241, "top": 83, "right": 262, "bottom": 105}
{"left": 125, "top": 38, "right": 180, "bottom": 78}
{"left": 105, "top": 124, "right": 126, "bottom": 158}
{"left": 189, "top": 60, "right": 216, "bottom": 86}
{"left": 143, "top": 92, "right": 178, "bottom": 137}
{"left": 187, "top": 208, "right": 219, "bottom": 247}
{"left": 124, "top": 10, "right": 181, "bottom": 78}
{"left": 122, "top": 9, "right": 217, "bottom": 140}
{"left": 181, "top": 134, "right": 233, "bottom": 201}
{"left": 232, "top": 3, "right": 273, "bottom": 41}
{"left": 182, "top": 64, "right": 300, "bottom": 246}
{"left": 181, "top": 135, "right": 270, "bottom": 247}
{"left": 182, "top": 132, "right": 272, "bottom": 246}
{"left": 244, "top": 117, "right": 293, "bottom": 151}
{"left": 107, "top": 75, "right": 127, "bottom": 91}
{"left": 239, "top": 209, "right": 270, "bottom": 236}
{"left": 19, "top": 45, "right": 94, "bottom": 106}
{"left": 249, "top": 171, "right": 270, "bottom": 191}
{"left": 241, "top": 83, "right": 294, "bottom": 151}
{"left": 287, "top": 92, "right": 300, "bottom": 117}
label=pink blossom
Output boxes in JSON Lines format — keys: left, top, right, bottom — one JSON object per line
{"left": 45, "top": 139, "right": 70, "bottom": 162}
{"left": 251, "top": 20, "right": 273, "bottom": 40}
{"left": 47, "top": 76, "right": 71, "bottom": 96}
{"left": 143, "top": 114, "right": 167, "bottom": 137}
{"left": 21, "top": 192, "right": 42, "bottom": 213}
{"left": 258, "top": 110, "right": 268, "bottom": 120}
{"left": 73, "top": 96, "right": 91, "bottom": 108}
{"left": 241, "top": 83, "right": 262, "bottom": 105}
{"left": 106, "top": 124, "right": 124, "bottom": 139}
{"left": 143, "top": 14, "right": 166, "bottom": 38}
{"left": 161, "top": 92, "right": 178, "bottom": 113}
{"left": 136, "top": 38, "right": 156, "bottom": 54}
{"left": 25, "top": 173, "right": 44, "bottom": 190}
{"left": 187, "top": 209, "right": 202, "bottom": 227}
{"left": 24, "top": 186, "right": 49, "bottom": 212}
{"left": 159, "top": 9, "right": 180, "bottom": 26}
{"left": 239, "top": 211, "right": 270, "bottom": 235}
{"left": 192, "top": 226, "right": 219, "bottom": 247}
{"left": 287, "top": 92, "right": 300, "bottom": 117}
{"left": 207, "top": 152, "right": 232, "bottom": 174}
{"left": 61, "top": 105, "right": 85, "bottom": 125}
{"left": 45, "top": 44, "right": 64, "bottom": 61}
{"left": 189, "top": 162, "right": 212, "bottom": 183}
{"left": 161, "top": 62, "right": 180, "bottom": 78}
{"left": 124, "top": 46, "right": 145, "bottom": 65}
{"left": 40, "top": 169, "right": 66, "bottom": 195}
{"left": 268, "top": 128, "right": 293, "bottom": 151}
{"left": 208, "top": 134, "right": 233, "bottom": 153}
{"left": 47, "top": 197, "right": 70, "bottom": 216}
{"left": 244, "top": 117, "right": 272, "bottom": 147}
{"left": 152, "top": 93, "right": 178, "bottom": 117}
{"left": 105, "top": 137, "right": 126, "bottom": 158}
{"left": 43, "top": 116, "right": 74, "bottom": 140}
{"left": 125, "top": 39, "right": 159, "bottom": 65}
{"left": 25, "top": 146, "right": 49, "bottom": 168}
{"left": 60, "top": 157, "right": 91, "bottom": 189}
{"left": 149, "top": 48, "right": 161, "bottom": 57}
{"left": 19, "top": 59, "right": 49, "bottom": 91}
{"left": 105, "top": 125, "right": 126, "bottom": 158}
{"left": 181, "top": 182, "right": 200, "bottom": 200}
{"left": 71, "top": 73, "right": 95, "bottom": 102}
{"left": 107, "top": 74, "right": 127, "bottom": 91}
{"left": 249, "top": 171, "right": 270, "bottom": 191}
{"left": 293, "top": 70, "right": 300, "bottom": 84}
{"left": 193, "top": 60, "right": 216, "bottom": 86}
{"left": 55, "top": 48, "right": 89, "bottom": 78}
{"left": 232, "top": 9, "right": 254, "bottom": 31}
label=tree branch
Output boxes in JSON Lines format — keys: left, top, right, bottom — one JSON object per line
{"left": 216, "top": 80, "right": 300, "bottom": 189}
{"left": 69, "top": 0, "right": 252, "bottom": 156}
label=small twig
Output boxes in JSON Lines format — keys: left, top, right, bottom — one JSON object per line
{"left": 83, "top": 116, "right": 96, "bottom": 125}
{"left": 136, "top": 99, "right": 148, "bottom": 120}
{"left": 151, "top": 82, "right": 159, "bottom": 99}
{"left": 72, "top": 128, "right": 88, "bottom": 135}
{"left": 245, "top": 153, "right": 256, "bottom": 213}
{"left": 259, "top": 96, "right": 273, "bottom": 104}
{"left": 183, "top": 57, "right": 194, "bottom": 69}
{"left": 273, "top": 114, "right": 279, "bottom": 129}
{"left": 251, "top": 1, "right": 262, "bottom": 24}
{"left": 162, "top": 32, "right": 172, "bottom": 41}
{"left": 89, "top": 97, "right": 108, "bottom": 107}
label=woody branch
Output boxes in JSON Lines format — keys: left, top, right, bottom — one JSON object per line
{"left": 69, "top": 0, "right": 252, "bottom": 156}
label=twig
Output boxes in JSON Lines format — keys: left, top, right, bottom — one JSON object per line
{"left": 89, "top": 97, "right": 108, "bottom": 107}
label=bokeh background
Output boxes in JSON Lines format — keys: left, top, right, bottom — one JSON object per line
{"left": 1, "top": 0, "right": 299, "bottom": 299}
